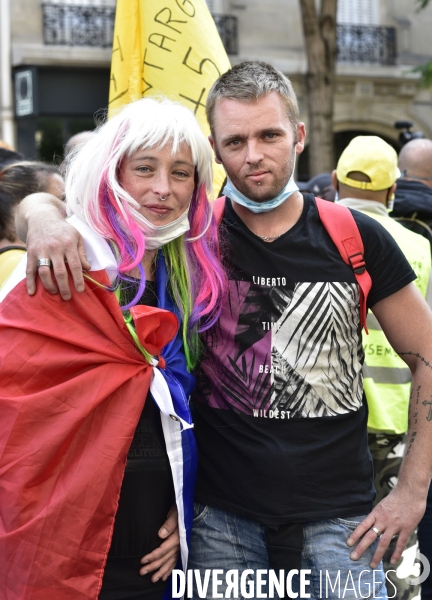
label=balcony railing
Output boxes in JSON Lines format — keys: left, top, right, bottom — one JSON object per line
{"left": 42, "top": 4, "right": 115, "bottom": 47}
{"left": 42, "top": 4, "right": 238, "bottom": 55}
{"left": 337, "top": 25, "right": 397, "bottom": 65}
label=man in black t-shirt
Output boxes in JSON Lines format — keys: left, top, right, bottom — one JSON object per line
{"left": 18, "top": 62, "right": 432, "bottom": 599}
{"left": 186, "top": 62, "right": 432, "bottom": 598}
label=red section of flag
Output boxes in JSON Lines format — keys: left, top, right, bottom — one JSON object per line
{"left": 0, "top": 272, "right": 178, "bottom": 599}
{"left": 130, "top": 304, "right": 178, "bottom": 356}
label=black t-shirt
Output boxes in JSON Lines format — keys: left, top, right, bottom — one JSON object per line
{"left": 101, "top": 280, "right": 174, "bottom": 600}
{"left": 191, "top": 194, "right": 415, "bottom": 525}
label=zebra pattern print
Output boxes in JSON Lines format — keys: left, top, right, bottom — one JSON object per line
{"left": 272, "top": 281, "right": 363, "bottom": 417}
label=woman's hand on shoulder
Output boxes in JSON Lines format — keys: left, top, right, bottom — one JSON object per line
{"left": 139, "top": 505, "right": 180, "bottom": 582}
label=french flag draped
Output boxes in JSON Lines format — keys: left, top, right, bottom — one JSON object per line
{"left": 0, "top": 218, "right": 197, "bottom": 599}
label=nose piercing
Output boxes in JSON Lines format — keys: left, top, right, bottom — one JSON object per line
{"left": 160, "top": 196, "right": 167, "bottom": 201}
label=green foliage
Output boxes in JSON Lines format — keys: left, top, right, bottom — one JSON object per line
{"left": 413, "top": 0, "right": 432, "bottom": 88}
{"left": 412, "top": 60, "right": 432, "bottom": 88}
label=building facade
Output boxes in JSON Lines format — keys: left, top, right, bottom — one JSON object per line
{"left": 5, "top": 0, "right": 114, "bottom": 160}
{"left": 1, "top": 0, "right": 431, "bottom": 175}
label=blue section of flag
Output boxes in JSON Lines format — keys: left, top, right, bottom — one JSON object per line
{"left": 154, "top": 252, "right": 198, "bottom": 599}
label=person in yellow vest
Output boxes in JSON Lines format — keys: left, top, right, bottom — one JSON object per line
{"left": 333, "top": 135, "right": 432, "bottom": 600}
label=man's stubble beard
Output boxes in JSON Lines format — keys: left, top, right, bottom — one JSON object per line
{"left": 216, "top": 144, "right": 297, "bottom": 203}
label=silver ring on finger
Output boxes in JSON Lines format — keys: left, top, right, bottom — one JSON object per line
{"left": 37, "top": 258, "right": 52, "bottom": 268}
{"left": 371, "top": 526, "right": 382, "bottom": 537}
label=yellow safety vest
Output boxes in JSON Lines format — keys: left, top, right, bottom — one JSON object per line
{"left": 0, "top": 248, "right": 26, "bottom": 290}
{"left": 361, "top": 211, "right": 431, "bottom": 434}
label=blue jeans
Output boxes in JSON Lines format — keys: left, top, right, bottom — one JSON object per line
{"left": 188, "top": 504, "right": 388, "bottom": 600}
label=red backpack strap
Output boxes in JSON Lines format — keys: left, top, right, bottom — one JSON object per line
{"left": 213, "top": 196, "right": 226, "bottom": 226}
{"left": 315, "top": 197, "right": 372, "bottom": 333}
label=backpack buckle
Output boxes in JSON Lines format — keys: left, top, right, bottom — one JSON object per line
{"left": 348, "top": 252, "right": 366, "bottom": 275}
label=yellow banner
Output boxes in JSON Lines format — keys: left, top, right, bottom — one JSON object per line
{"left": 108, "top": 0, "right": 231, "bottom": 195}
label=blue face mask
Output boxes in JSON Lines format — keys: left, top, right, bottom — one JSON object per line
{"left": 223, "top": 173, "right": 299, "bottom": 214}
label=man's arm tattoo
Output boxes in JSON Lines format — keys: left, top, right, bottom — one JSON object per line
{"left": 398, "top": 350, "right": 432, "bottom": 423}
{"left": 422, "top": 398, "right": 432, "bottom": 422}
{"left": 406, "top": 385, "right": 421, "bottom": 455}
{"left": 398, "top": 351, "right": 432, "bottom": 370}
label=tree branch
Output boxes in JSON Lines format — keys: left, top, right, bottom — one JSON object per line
{"left": 416, "top": 0, "right": 431, "bottom": 10}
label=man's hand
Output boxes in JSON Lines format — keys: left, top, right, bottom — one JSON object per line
{"left": 139, "top": 505, "right": 180, "bottom": 582}
{"left": 347, "top": 484, "right": 426, "bottom": 568}
{"left": 346, "top": 283, "right": 432, "bottom": 568}
{"left": 17, "top": 193, "right": 90, "bottom": 300}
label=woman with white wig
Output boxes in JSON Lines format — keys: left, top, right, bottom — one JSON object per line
{"left": 0, "top": 98, "right": 226, "bottom": 600}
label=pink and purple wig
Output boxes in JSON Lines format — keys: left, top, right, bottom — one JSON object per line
{"left": 64, "top": 97, "right": 227, "bottom": 368}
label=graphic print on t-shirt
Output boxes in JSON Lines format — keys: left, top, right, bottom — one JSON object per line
{"left": 200, "top": 279, "right": 363, "bottom": 419}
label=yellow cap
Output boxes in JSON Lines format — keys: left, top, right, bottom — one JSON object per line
{"left": 336, "top": 136, "right": 400, "bottom": 191}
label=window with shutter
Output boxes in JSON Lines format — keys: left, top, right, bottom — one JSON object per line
{"left": 337, "top": 0, "right": 379, "bottom": 25}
